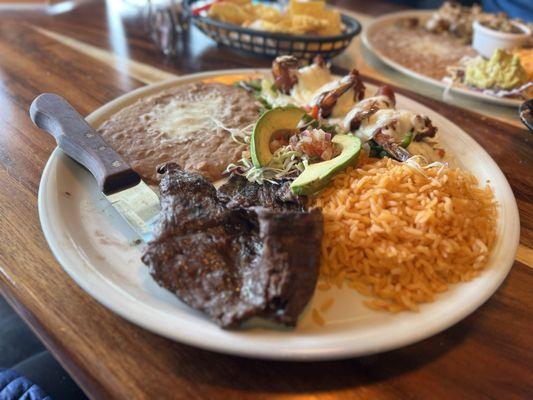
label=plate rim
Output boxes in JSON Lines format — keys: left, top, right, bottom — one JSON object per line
{"left": 38, "top": 68, "right": 521, "bottom": 360}
{"left": 361, "top": 9, "right": 523, "bottom": 108}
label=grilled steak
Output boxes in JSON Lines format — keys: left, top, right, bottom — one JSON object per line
{"left": 142, "top": 164, "right": 323, "bottom": 328}
{"left": 217, "top": 174, "right": 305, "bottom": 211}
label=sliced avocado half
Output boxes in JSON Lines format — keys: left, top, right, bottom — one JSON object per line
{"left": 290, "top": 134, "right": 362, "bottom": 196}
{"left": 251, "top": 107, "right": 307, "bottom": 167}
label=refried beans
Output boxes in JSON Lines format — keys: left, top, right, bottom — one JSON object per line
{"left": 367, "top": 22, "right": 477, "bottom": 80}
{"left": 98, "top": 82, "right": 259, "bottom": 184}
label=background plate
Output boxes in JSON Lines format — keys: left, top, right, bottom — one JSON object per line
{"left": 38, "top": 69, "right": 520, "bottom": 360}
{"left": 362, "top": 10, "right": 523, "bottom": 108}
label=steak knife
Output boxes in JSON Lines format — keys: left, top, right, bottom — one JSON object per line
{"left": 30, "top": 93, "right": 160, "bottom": 242}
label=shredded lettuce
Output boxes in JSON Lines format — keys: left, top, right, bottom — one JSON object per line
{"left": 404, "top": 155, "right": 448, "bottom": 179}
{"left": 210, "top": 118, "right": 254, "bottom": 146}
{"left": 226, "top": 145, "right": 309, "bottom": 184}
{"left": 259, "top": 78, "right": 298, "bottom": 109}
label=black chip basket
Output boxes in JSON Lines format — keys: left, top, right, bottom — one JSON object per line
{"left": 183, "top": 0, "right": 361, "bottom": 61}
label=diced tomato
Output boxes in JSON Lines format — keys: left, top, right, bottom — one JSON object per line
{"left": 290, "top": 128, "right": 335, "bottom": 161}
{"left": 310, "top": 105, "right": 319, "bottom": 120}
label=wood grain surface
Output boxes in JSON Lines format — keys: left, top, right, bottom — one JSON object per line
{"left": 0, "top": 1, "right": 532, "bottom": 399}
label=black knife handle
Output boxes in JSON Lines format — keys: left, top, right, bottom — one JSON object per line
{"left": 30, "top": 93, "right": 140, "bottom": 195}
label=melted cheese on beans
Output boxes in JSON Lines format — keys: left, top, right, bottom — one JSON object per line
{"left": 147, "top": 94, "right": 225, "bottom": 143}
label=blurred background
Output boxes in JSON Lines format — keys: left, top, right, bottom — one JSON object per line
{"left": 0, "top": 0, "right": 530, "bottom": 19}
{"left": 0, "top": 0, "right": 530, "bottom": 399}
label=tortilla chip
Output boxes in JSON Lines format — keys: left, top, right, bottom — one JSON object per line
{"left": 246, "top": 4, "right": 282, "bottom": 23}
{"left": 288, "top": 0, "right": 326, "bottom": 18}
{"left": 209, "top": 0, "right": 341, "bottom": 36}
{"left": 208, "top": 2, "right": 249, "bottom": 25}
{"left": 288, "top": 1, "right": 341, "bottom": 36}
{"left": 290, "top": 15, "right": 328, "bottom": 34}
{"left": 225, "top": 0, "right": 251, "bottom": 5}
{"left": 515, "top": 49, "right": 533, "bottom": 82}
{"left": 317, "top": 10, "right": 342, "bottom": 36}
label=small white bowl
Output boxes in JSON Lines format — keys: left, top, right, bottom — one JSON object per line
{"left": 472, "top": 19, "right": 531, "bottom": 58}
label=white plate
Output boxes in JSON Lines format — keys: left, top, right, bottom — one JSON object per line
{"left": 362, "top": 10, "right": 523, "bottom": 108}
{"left": 38, "top": 69, "right": 520, "bottom": 360}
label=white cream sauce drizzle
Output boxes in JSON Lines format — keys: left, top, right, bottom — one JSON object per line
{"left": 408, "top": 140, "right": 455, "bottom": 166}
{"left": 355, "top": 109, "right": 417, "bottom": 142}
{"left": 291, "top": 63, "right": 333, "bottom": 105}
{"left": 263, "top": 66, "right": 357, "bottom": 117}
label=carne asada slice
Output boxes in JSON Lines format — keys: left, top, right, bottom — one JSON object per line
{"left": 217, "top": 174, "right": 305, "bottom": 211}
{"left": 142, "top": 164, "right": 323, "bottom": 328}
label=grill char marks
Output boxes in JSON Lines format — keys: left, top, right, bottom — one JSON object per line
{"left": 142, "top": 164, "right": 323, "bottom": 328}
{"left": 217, "top": 174, "right": 305, "bottom": 211}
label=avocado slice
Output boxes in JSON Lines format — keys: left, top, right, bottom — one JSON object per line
{"left": 290, "top": 134, "right": 362, "bottom": 196}
{"left": 251, "top": 107, "right": 307, "bottom": 167}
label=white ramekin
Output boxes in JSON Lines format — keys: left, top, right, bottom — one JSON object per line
{"left": 472, "top": 19, "right": 531, "bottom": 58}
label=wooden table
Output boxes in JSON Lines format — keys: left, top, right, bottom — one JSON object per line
{"left": 0, "top": 1, "right": 531, "bottom": 399}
